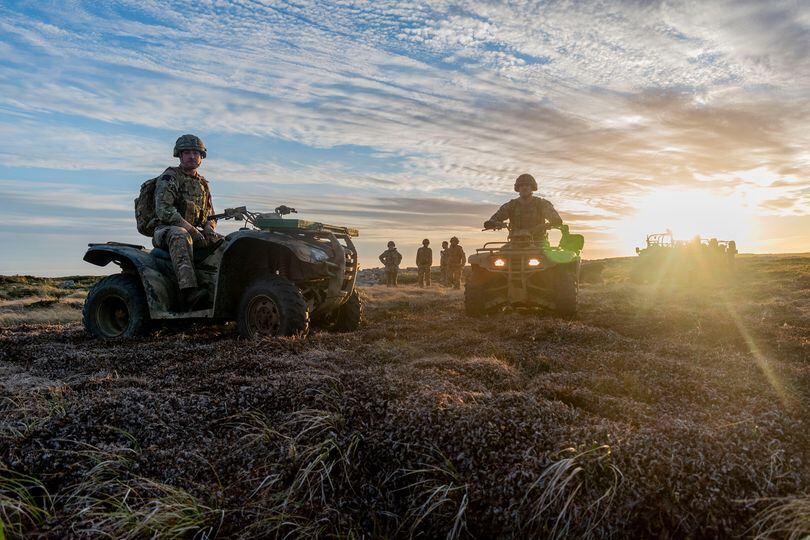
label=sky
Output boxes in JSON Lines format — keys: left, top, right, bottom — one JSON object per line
{"left": 0, "top": 0, "right": 808, "bottom": 275}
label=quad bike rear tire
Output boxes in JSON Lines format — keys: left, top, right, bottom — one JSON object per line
{"left": 554, "top": 265, "right": 578, "bottom": 316}
{"left": 83, "top": 273, "right": 150, "bottom": 339}
{"left": 237, "top": 277, "right": 309, "bottom": 338}
{"left": 332, "top": 290, "right": 363, "bottom": 332}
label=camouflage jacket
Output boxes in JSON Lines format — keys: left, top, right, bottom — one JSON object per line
{"left": 440, "top": 249, "right": 448, "bottom": 267}
{"left": 154, "top": 167, "right": 216, "bottom": 230}
{"left": 446, "top": 245, "right": 466, "bottom": 267}
{"left": 489, "top": 196, "right": 561, "bottom": 233}
{"left": 379, "top": 248, "right": 402, "bottom": 269}
{"left": 416, "top": 246, "right": 433, "bottom": 267}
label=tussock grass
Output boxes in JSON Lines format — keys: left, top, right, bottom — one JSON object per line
{"left": 0, "top": 386, "right": 69, "bottom": 437}
{"left": 750, "top": 495, "right": 810, "bottom": 540}
{"left": 519, "top": 445, "right": 621, "bottom": 539}
{"left": 397, "top": 450, "right": 470, "bottom": 539}
{"left": 60, "top": 444, "right": 222, "bottom": 538}
{"left": 236, "top": 381, "right": 365, "bottom": 537}
{"left": 0, "top": 467, "right": 52, "bottom": 537}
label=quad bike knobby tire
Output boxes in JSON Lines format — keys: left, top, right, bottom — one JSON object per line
{"left": 83, "top": 273, "right": 150, "bottom": 338}
{"left": 332, "top": 290, "right": 363, "bottom": 332}
{"left": 554, "top": 265, "right": 578, "bottom": 316}
{"left": 237, "top": 277, "right": 309, "bottom": 338}
{"left": 464, "top": 270, "right": 489, "bottom": 316}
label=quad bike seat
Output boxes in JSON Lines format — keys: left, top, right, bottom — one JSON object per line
{"left": 150, "top": 239, "right": 222, "bottom": 263}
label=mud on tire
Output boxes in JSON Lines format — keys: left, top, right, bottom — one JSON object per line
{"left": 83, "top": 273, "right": 150, "bottom": 339}
{"left": 464, "top": 283, "right": 489, "bottom": 316}
{"left": 332, "top": 290, "right": 363, "bottom": 332}
{"left": 237, "top": 277, "right": 309, "bottom": 338}
{"left": 554, "top": 264, "right": 578, "bottom": 316}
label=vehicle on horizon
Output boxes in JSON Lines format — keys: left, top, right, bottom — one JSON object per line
{"left": 465, "top": 222, "right": 584, "bottom": 316}
{"left": 82, "top": 206, "right": 361, "bottom": 339}
{"left": 631, "top": 230, "right": 737, "bottom": 284}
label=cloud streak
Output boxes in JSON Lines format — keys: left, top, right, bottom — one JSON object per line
{"left": 0, "top": 0, "right": 808, "bottom": 273}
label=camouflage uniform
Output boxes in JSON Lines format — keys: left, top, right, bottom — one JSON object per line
{"left": 489, "top": 196, "right": 562, "bottom": 241}
{"left": 439, "top": 244, "right": 449, "bottom": 285}
{"left": 378, "top": 247, "right": 402, "bottom": 287}
{"left": 416, "top": 245, "right": 433, "bottom": 287}
{"left": 153, "top": 167, "right": 216, "bottom": 290}
{"left": 446, "top": 242, "right": 466, "bottom": 289}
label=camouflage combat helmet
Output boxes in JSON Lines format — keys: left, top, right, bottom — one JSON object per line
{"left": 422, "top": 238, "right": 430, "bottom": 245}
{"left": 387, "top": 241, "right": 396, "bottom": 248}
{"left": 173, "top": 134, "right": 207, "bottom": 158}
{"left": 514, "top": 173, "right": 537, "bottom": 192}
{"left": 450, "top": 236, "right": 459, "bottom": 244}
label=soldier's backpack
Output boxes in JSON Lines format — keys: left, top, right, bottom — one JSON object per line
{"left": 134, "top": 177, "right": 159, "bottom": 237}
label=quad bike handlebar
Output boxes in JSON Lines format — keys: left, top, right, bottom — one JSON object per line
{"left": 209, "top": 205, "right": 299, "bottom": 225}
{"left": 482, "top": 220, "right": 569, "bottom": 233}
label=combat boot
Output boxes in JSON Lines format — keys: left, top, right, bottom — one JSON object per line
{"left": 181, "top": 287, "right": 210, "bottom": 311}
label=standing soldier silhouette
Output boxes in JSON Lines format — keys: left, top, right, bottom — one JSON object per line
{"left": 379, "top": 241, "right": 403, "bottom": 287}
{"left": 439, "top": 240, "right": 449, "bottom": 286}
{"left": 446, "top": 237, "right": 466, "bottom": 289}
{"left": 416, "top": 239, "right": 433, "bottom": 288}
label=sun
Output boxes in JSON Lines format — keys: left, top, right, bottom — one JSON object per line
{"left": 616, "top": 188, "right": 753, "bottom": 253}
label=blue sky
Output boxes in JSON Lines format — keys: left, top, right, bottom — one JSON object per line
{"left": 1, "top": 0, "right": 808, "bottom": 275}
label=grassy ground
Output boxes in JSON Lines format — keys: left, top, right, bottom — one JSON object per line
{"left": 0, "top": 276, "right": 94, "bottom": 328}
{"left": 0, "top": 255, "right": 808, "bottom": 538}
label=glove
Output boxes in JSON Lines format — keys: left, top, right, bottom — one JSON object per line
{"left": 484, "top": 220, "right": 503, "bottom": 230}
{"left": 181, "top": 219, "right": 207, "bottom": 246}
{"left": 202, "top": 222, "right": 221, "bottom": 244}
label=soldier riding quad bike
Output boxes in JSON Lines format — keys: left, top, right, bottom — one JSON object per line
{"left": 82, "top": 206, "right": 361, "bottom": 339}
{"left": 631, "top": 231, "right": 737, "bottom": 284}
{"left": 465, "top": 222, "right": 584, "bottom": 316}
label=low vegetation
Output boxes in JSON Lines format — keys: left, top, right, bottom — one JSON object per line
{"left": 0, "top": 254, "right": 808, "bottom": 537}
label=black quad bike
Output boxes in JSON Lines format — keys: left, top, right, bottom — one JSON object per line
{"left": 465, "top": 223, "right": 584, "bottom": 316}
{"left": 82, "top": 206, "right": 361, "bottom": 339}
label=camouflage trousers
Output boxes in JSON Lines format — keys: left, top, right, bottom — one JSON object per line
{"left": 448, "top": 265, "right": 463, "bottom": 289}
{"left": 153, "top": 225, "right": 200, "bottom": 290}
{"left": 440, "top": 265, "right": 448, "bottom": 285}
{"left": 385, "top": 267, "right": 398, "bottom": 287}
{"left": 417, "top": 265, "right": 431, "bottom": 287}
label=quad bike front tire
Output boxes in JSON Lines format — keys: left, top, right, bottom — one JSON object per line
{"left": 554, "top": 265, "right": 578, "bottom": 316}
{"left": 83, "top": 273, "right": 150, "bottom": 339}
{"left": 332, "top": 290, "right": 363, "bottom": 332}
{"left": 237, "top": 277, "right": 309, "bottom": 338}
{"left": 464, "top": 284, "right": 488, "bottom": 317}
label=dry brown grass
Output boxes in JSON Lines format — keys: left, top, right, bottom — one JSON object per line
{"left": 0, "top": 254, "right": 808, "bottom": 537}
{"left": 0, "top": 276, "right": 91, "bottom": 327}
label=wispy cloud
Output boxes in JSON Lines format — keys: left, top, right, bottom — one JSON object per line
{"left": 0, "top": 0, "right": 807, "bottom": 273}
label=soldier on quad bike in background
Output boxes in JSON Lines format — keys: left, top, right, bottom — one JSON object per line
{"left": 153, "top": 134, "right": 221, "bottom": 310}
{"left": 485, "top": 173, "right": 563, "bottom": 241}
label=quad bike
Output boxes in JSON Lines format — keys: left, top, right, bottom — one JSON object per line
{"left": 631, "top": 231, "right": 737, "bottom": 284}
{"left": 465, "top": 222, "right": 584, "bottom": 316}
{"left": 82, "top": 206, "right": 361, "bottom": 339}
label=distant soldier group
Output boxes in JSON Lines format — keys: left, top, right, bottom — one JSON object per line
{"left": 378, "top": 236, "right": 466, "bottom": 289}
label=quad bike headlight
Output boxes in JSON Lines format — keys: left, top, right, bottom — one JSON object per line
{"left": 527, "top": 258, "right": 541, "bottom": 267}
{"left": 493, "top": 258, "right": 506, "bottom": 267}
{"left": 293, "top": 245, "right": 329, "bottom": 263}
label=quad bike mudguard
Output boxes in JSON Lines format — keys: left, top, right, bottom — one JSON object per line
{"left": 211, "top": 231, "right": 350, "bottom": 318}
{"left": 84, "top": 242, "right": 177, "bottom": 317}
